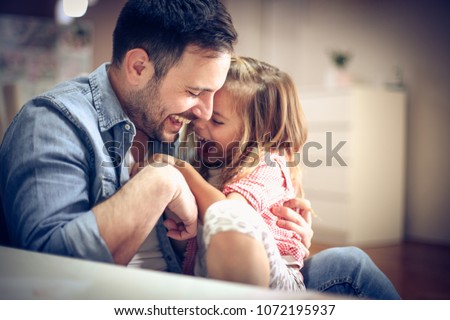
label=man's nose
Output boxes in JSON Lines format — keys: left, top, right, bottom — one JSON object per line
{"left": 191, "top": 95, "right": 213, "bottom": 121}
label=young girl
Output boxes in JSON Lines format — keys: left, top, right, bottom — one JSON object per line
{"left": 157, "top": 56, "right": 309, "bottom": 292}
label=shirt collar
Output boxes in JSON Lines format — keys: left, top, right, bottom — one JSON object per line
{"left": 89, "top": 63, "right": 134, "bottom": 133}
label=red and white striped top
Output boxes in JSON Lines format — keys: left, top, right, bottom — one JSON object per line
{"left": 222, "top": 153, "right": 306, "bottom": 267}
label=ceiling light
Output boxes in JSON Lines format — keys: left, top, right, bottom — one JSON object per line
{"left": 55, "top": 0, "right": 74, "bottom": 25}
{"left": 63, "top": 0, "right": 89, "bottom": 18}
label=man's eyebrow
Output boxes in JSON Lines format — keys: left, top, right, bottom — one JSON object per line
{"left": 186, "top": 86, "right": 214, "bottom": 92}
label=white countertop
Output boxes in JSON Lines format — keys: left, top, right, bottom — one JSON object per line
{"left": 0, "top": 245, "right": 330, "bottom": 300}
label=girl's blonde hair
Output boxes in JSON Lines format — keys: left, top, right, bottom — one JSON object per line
{"left": 182, "top": 56, "right": 308, "bottom": 195}
{"left": 221, "top": 56, "right": 308, "bottom": 195}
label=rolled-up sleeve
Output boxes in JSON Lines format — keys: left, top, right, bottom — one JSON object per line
{"left": 1, "top": 102, "right": 113, "bottom": 262}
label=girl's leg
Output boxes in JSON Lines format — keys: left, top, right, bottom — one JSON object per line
{"left": 202, "top": 200, "right": 304, "bottom": 292}
{"left": 302, "top": 246, "right": 401, "bottom": 299}
{"left": 206, "top": 231, "right": 270, "bottom": 286}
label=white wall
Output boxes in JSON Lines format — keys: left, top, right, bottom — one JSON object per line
{"left": 82, "top": 0, "right": 127, "bottom": 66}
{"left": 223, "top": 0, "right": 450, "bottom": 245}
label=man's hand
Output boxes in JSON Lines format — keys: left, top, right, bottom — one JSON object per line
{"left": 130, "top": 155, "right": 198, "bottom": 241}
{"left": 165, "top": 168, "right": 198, "bottom": 240}
{"left": 271, "top": 197, "right": 314, "bottom": 257}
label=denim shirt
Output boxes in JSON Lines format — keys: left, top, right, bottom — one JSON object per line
{"left": 0, "top": 64, "right": 182, "bottom": 272}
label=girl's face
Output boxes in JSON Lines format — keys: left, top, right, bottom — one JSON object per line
{"left": 193, "top": 87, "right": 243, "bottom": 166}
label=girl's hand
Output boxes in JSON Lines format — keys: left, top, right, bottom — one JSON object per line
{"left": 271, "top": 198, "right": 314, "bottom": 257}
{"left": 151, "top": 153, "right": 178, "bottom": 166}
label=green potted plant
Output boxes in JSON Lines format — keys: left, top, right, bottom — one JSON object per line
{"left": 330, "top": 50, "right": 352, "bottom": 69}
{"left": 325, "top": 49, "right": 353, "bottom": 87}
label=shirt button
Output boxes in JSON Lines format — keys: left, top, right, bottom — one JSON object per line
{"left": 124, "top": 123, "right": 131, "bottom": 131}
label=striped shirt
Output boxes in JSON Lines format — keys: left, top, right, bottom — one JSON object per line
{"left": 222, "top": 153, "right": 306, "bottom": 267}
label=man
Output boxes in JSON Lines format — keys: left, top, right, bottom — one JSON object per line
{"left": 0, "top": 0, "right": 237, "bottom": 267}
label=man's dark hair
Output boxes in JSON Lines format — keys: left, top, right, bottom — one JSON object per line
{"left": 112, "top": 0, "right": 238, "bottom": 79}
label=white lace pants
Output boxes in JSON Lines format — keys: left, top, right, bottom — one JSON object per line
{"left": 194, "top": 200, "right": 305, "bottom": 292}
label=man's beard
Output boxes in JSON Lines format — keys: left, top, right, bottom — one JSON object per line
{"left": 123, "top": 77, "right": 168, "bottom": 141}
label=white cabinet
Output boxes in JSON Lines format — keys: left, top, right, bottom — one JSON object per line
{"left": 299, "top": 86, "right": 407, "bottom": 246}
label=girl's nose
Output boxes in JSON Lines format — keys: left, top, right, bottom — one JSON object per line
{"left": 193, "top": 118, "right": 208, "bottom": 130}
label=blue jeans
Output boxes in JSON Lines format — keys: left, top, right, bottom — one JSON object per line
{"left": 302, "top": 247, "right": 401, "bottom": 299}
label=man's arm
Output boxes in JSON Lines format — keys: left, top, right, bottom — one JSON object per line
{"left": 0, "top": 104, "right": 196, "bottom": 265}
{"left": 94, "top": 164, "right": 197, "bottom": 265}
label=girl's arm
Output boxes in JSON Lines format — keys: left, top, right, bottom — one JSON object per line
{"left": 172, "top": 159, "right": 232, "bottom": 223}
{"left": 154, "top": 154, "right": 245, "bottom": 224}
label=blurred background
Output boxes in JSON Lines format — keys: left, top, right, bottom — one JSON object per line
{"left": 0, "top": 0, "right": 449, "bottom": 299}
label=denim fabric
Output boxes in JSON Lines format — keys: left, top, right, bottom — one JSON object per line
{"left": 0, "top": 64, "right": 182, "bottom": 271}
{"left": 302, "top": 246, "right": 401, "bottom": 299}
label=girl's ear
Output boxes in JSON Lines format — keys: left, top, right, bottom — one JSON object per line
{"left": 124, "top": 48, "right": 155, "bottom": 86}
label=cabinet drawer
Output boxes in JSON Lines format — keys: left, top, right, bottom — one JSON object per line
{"left": 302, "top": 160, "right": 350, "bottom": 193}
{"left": 304, "top": 131, "right": 350, "bottom": 156}
{"left": 301, "top": 92, "right": 352, "bottom": 123}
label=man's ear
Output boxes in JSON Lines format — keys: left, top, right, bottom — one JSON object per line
{"left": 124, "top": 48, "right": 155, "bottom": 86}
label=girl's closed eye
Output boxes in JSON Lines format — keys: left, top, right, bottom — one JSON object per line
{"left": 211, "top": 118, "right": 224, "bottom": 125}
